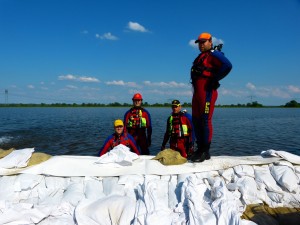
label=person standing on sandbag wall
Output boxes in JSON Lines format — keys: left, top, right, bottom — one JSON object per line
{"left": 161, "top": 100, "right": 194, "bottom": 158}
{"left": 124, "top": 93, "right": 152, "bottom": 155}
{"left": 190, "top": 32, "right": 232, "bottom": 162}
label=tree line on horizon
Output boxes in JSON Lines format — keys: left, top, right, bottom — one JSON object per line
{"left": 0, "top": 100, "right": 300, "bottom": 108}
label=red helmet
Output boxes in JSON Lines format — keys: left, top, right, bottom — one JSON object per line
{"left": 132, "top": 93, "right": 143, "bottom": 100}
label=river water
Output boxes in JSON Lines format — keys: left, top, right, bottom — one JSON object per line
{"left": 0, "top": 107, "right": 299, "bottom": 157}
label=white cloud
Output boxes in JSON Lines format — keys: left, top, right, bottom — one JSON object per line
{"left": 127, "top": 21, "right": 148, "bottom": 32}
{"left": 58, "top": 74, "right": 100, "bottom": 83}
{"left": 106, "top": 80, "right": 138, "bottom": 87}
{"left": 79, "top": 76, "right": 100, "bottom": 82}
{"left": 95, "top": 32, "right": 118, "bottom": 40}
{"left": 288, "top": 85, "right": 300, "bottom": 93}
{"left": 58, "top": 74, "right": 77, "bottom": 81}
{"left": 143, "top": 81, "right": 188, "bottom": 88}
{"left": 66, "top": 85, "right": 78, "bottom": 89}
{"left": 212, "top": 37, "right": 224, "bottom": 46}
{"left": 27, "top": 85, "right": 34, "bottom": 89}
{"left": 189, "top": 40, "right": 198, "bottom": 49}
{"left": 81, "top": 30, "right": 89, "bottom": 34}
{"left": 246, "top": 82, "right": 256, "bottom": 90}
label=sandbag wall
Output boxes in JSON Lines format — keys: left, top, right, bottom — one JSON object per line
{"left": 0, "top": 162, "right": 299, "bottom": 225}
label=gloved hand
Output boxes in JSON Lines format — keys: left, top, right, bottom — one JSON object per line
{"left": 190, "top": 65, "right": 204, "bottom": 82}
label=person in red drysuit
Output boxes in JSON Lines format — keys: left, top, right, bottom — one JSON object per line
{"left": 190, "top": 32, "right": 232, "bottom": 162}
{"left": 161, "top": 100, "right": 193, "bottom": 158}
{"left": 98, "top": 119, "right": 140, "bottom": 156}
{"left": 124, "top": 93, "right": 152, "bottom": 155}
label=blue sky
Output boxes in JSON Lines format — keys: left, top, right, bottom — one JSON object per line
{"left": 1, "top": 0, "right": 300, "bottom": 106}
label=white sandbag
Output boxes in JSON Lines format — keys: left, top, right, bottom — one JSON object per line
{"left": 44, "top": 176, "right": 70, "bottom": 191}
{"left": 11, "top": 174, "right": 43, "bottom": 204}
{"left": 143, "top": 178, "right": 169, "bottom": 212}
{"left": 37, "top": 176, "right": 71, "bottom": 205}
{"left": 61, "top": 182, "right": 85, "bottom": 206}
{"left": 234, "top": 165, "right": 255, "bottom": 178}
{"left": 236, "top": 176, "right": 264, "bottom": 205}
{"left": 177, "top": 173, "right": 195, "bottom": 184}
{"left": 179, "top": 176, "right": 216, "bottom": 225}
{"left": 14, "top": 174, "right": 43, "bottom": 192}
{"left": 161, "top": 175, "right": 179, "bottom": 209}
{"left": 84, "top": 177, "right": 105, "bottom": 200}
{"left": 118, "top": 174, "right": 144, "bottom": 199}
{"left": 38, "top": 177, "right": 66, "bottom": 205}
{"left": 295, "top": 166, "right": 300, "bottom": 181}
{"left": 102, "top": 177, "right": 125, "bottom": 196}
{"left": 132, "top": 184, "right": 147, "bottom": 225}
{"left": 211, "top": 178, "right": 243, "bottom": 225}
{"left": 118, "top": 174, "right": 144, "bottom": 186}
{"left": 131, "top": 175, "right": 170, "bottom": 224}
{"left": 0, "top": 176, "right": 18, "bottom": 202}
{"left": 0, "top": 148, "right": 34, "bottom": 169}
{"left": 95, "top": 144, "right": 139, "bottom": 166}
{"left": 49, "top": 201, "right": 74, "bottom": 219}
{"left": 0, "top": 203, "right": 53, "bottom": 225}
{"left": 281, "top": 191, "right": 300, "bottom": 208}
{"left": 261, "top": 149, "right": 300, "bottom": 164}
{"left": 75, "top": 195, "right": 136, "bottom": 225}
{"left": 219, "top": 168, "right": 235, "bottom": 183}
{"left": 267, "top": 191, "right": 284, "bottom": 204}
{"left": 270, "top": 164, "right": 299, "bottom": 192}
{"left": 254, "top": 165, "right": 282, "bottom": 193}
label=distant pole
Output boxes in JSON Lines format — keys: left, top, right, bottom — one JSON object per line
{"left": 248, "top": 95, "right": 255, "bottom": 103}
{"left": 5, "top": 89, "right": 8, "bottom": 105}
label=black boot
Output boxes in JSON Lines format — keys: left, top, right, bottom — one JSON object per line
{"left": 204, "top": 143, "right": 211, "bottom": 160}
{"left": 190, "top": 142, "right": 206, "bottom": 162}
{"left": 205, "top": 151, "right": 211, "bottom": 160}
{"left": 190, "top": 150, "right": 206, "bottom": 162}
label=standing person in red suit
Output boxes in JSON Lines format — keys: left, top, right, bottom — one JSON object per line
{"left": 161, "top": 100, "right": 193, "bottom": 158}
{"left": 124, "top": 93, "right": 152, "bottom": 155}
{"left": 190, "top": 32, "right": 232, "bottom": 162}
{"left": 98, "top": 119, "right": 140, "bottom": 156}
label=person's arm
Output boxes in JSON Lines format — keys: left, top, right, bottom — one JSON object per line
{"left": 185, "top": 115, "right": 193, "bottom": 144}
{"left": 161, "top": 117, "right": 171, "bottom": 150}
{"left": 98, "top": 135, "right": 113, "bottom": 156}
{"left": 211, "top": 50, "right": 232, "bottom": 81}
{"left": 144, "top": 109, "right": 152, "bottom": 146}
{"left": 123, "top": 110, "right": 130, "bottom": 133}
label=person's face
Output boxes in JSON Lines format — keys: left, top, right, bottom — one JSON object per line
{"left": 172, "top": 105, "right": 181, "bottom": 114}
{"left": 114, "top": 125, "right": 124, "bottom": 135}
{"left": 133, "top": 99, "right": 142, "bottom": 107}
{"left": 198, "top": 39, "right": 212, "bottom": 52}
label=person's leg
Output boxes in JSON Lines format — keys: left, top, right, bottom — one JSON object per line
{"left": 191, "top": 89, "right": 217, "bottom": 162}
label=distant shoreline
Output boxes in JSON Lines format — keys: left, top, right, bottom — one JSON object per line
{"left": 0, "top": 101, "right": 300, "bottom": 108}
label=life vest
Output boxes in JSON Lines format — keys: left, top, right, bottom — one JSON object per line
{"left": 126, "top": 108, "right": 147, "bottom": 128}
{"left": 111, "top": 133, "right": 130, "bottom": 148}
{"left": 168, "top": 113, "right": 189, "bottom": 138}
{"left": 191, "top": 51, "right": 216, "bottom": 80}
